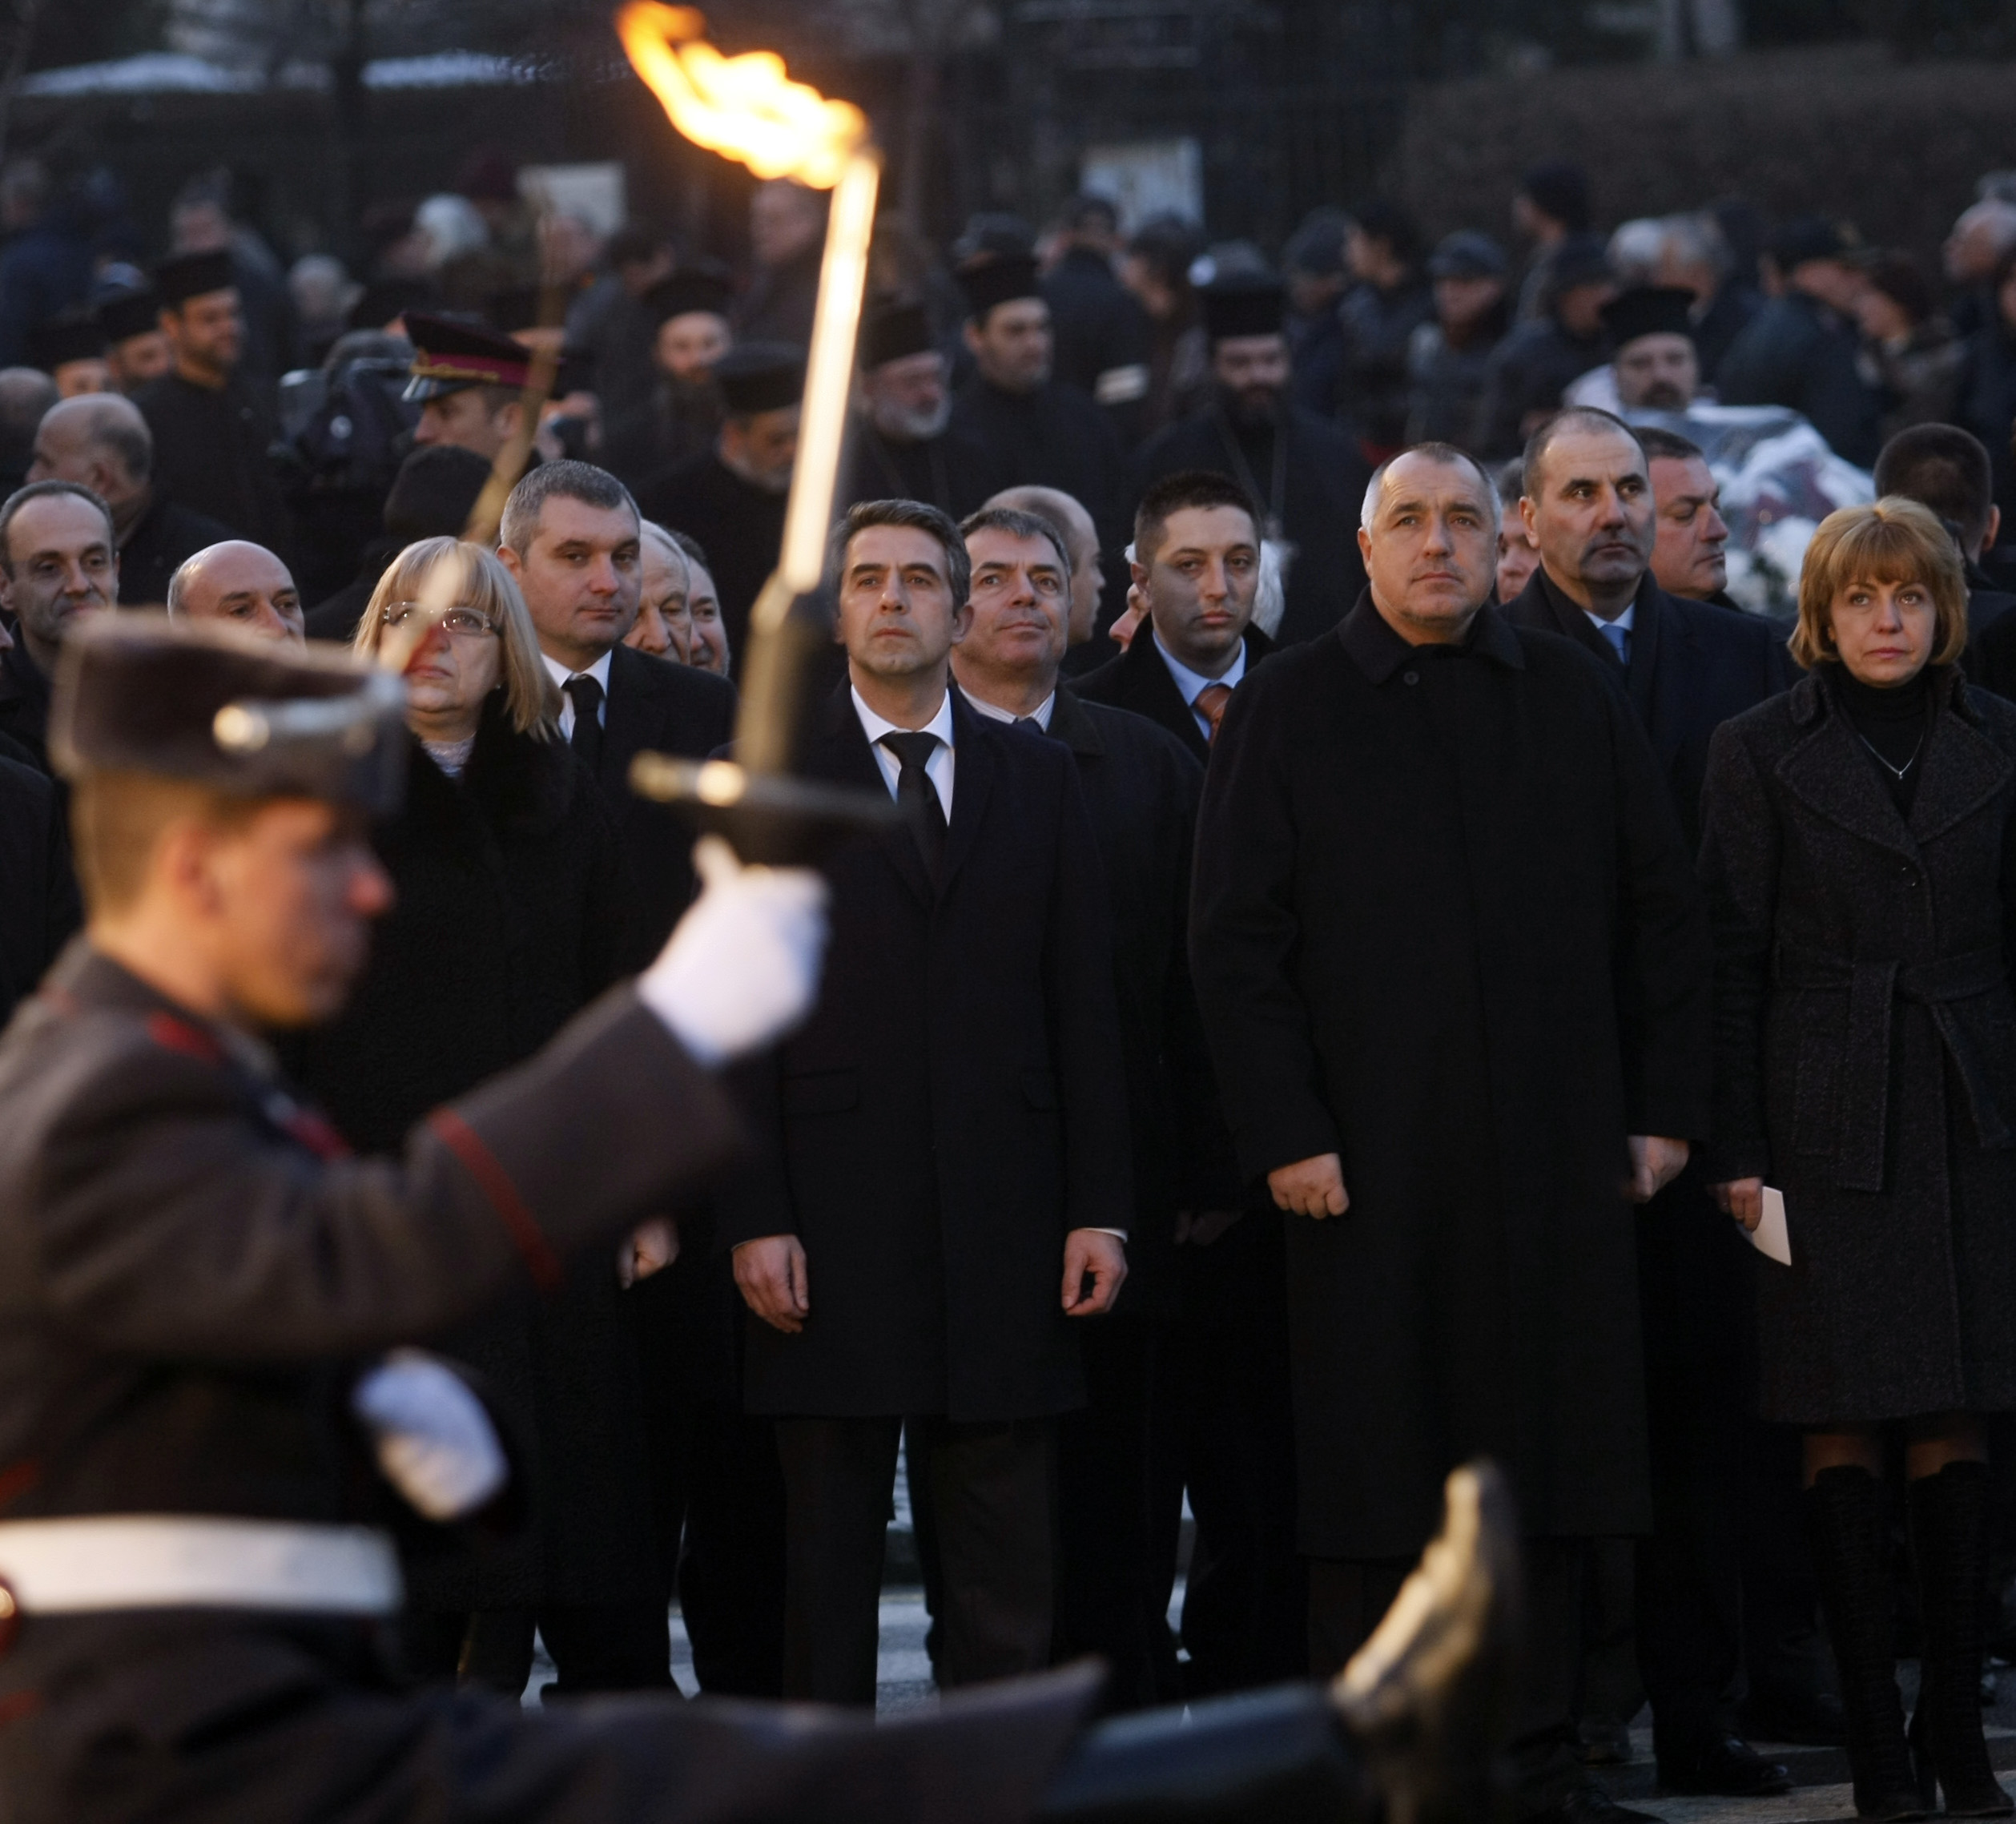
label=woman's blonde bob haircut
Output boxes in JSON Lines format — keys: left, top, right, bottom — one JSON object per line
{"left": 353, "top": 537, "right": 560, "bottom": 738}
{"left": 1790, "top": 495, "right": 1969, "bottom": 671}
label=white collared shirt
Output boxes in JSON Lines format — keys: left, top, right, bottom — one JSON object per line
{"left": 851, "top": 684, "right": 956, "bottom": 819}
{"left": 961, "top": 689, "right": 1056, "bottom": 732}
{"left": 1153, "top": 629, "right": 1245, "bottom": 739}
{"left": 541, "top": 649, "right": 614, "bottom": 739}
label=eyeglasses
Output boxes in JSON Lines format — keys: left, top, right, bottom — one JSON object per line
{"left": 382, "top": 602, "right": 500, "bottom": 639}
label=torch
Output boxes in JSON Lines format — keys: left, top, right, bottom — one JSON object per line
{"left": 615, "top": 2, "right": 897, "bottom": 862}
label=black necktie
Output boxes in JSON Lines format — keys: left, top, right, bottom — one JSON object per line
{"left": 879, "top": 731, "right": 947, "bottom": 884}
{"left": 565, "top": 674, "right": 605, "bottom": 775}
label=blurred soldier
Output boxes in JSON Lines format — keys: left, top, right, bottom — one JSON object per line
{"left": 402, "top": 312, "right": 536, "bottom": 468}
{"left": 96, "top": 286, "right": 174, "bottom": 393}
{"left": 0, "top": 481, "right": 118, "bottom": 769}
{"left": 132, "top": 251, "right": 289, "bottom": 550}
{"left": 165, "top": 539, "right": 305, "bottom": 642}
{"left": 949, "top": 255, "right": 1132, "bottom": 554}
{"left": 602, "top": 268, "right": 734, "bottom": 487}
{"left": 28, "top": 393, "right": 231, "bottom": 608}
{"left": 640, "top": 344, "right": 803, "bottom": 666}
{"left": 1137, "top": 276, "right": 1370, "bottom": 646}
{"left": 841, "top": 298, "right": 999, "bottom": 520}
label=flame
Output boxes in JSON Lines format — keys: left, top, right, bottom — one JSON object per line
{"left": 616, "top": 2, "right": 867, "bottom": 188}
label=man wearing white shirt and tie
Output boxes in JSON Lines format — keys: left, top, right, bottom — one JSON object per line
{"left": 1076, "top": 471, "right": 1274, "bottom": 764}
{"left": 718, "top": 497, "right": 1133, "bottom": 1707}
{"left": 497, "top": 462, "right": 738, "bottom": 964}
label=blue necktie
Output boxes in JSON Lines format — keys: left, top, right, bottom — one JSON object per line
{"left": 1600, "top": 621, "right": 1629, "bottom": 665}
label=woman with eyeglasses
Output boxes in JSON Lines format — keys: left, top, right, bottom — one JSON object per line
{"left": 285, "top": 536, "right": 674, "bottom": 1701}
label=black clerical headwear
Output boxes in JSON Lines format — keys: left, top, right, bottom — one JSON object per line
{"left": 1201, "top": 278, "right": 1287, "bottom": 344}
{"left": 1601, "top": 286, "right": 1696, "bottom": 349}
{"left": 861, "top": 298, "right": 934, "bottom": 370}
{"left": 94, "top": 287, "right": 161, "bottom": 345}
{"left": 714, "top": 342, "right": 805, "bottom": 416}
{"left": 958, "top": 255, "right": 1042, "bottom": 324}
{"left": 153, "top": 250, "right": 237, "bottom": 309}
{"left": 642, "top": 269, "right": 736, "bottom": 328}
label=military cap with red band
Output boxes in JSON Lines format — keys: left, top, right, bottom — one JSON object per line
{"left": 401, "top": 312, "right": 534, "bottom": 401}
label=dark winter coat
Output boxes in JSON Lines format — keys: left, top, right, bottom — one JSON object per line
{"left": 948, "top": 376, "right": 1133, "bottom": 549}
{"left": 115, "top": 492, "right": 234, "bottom": 610}
{"left": 1190, "top": 595, "right": 1712, "bottom": 1557}
{"left": 715, "top": 684, "right": 1133, "bottom": 1422}
{"left": 1700, "top": 664, "right": 2016, "bottom": 1424}
{"left": 0, "top": 753, "right": 77, "bottom": 1023}
{"left": 134, "top": 370, "right": 291, "bottom": 550}
{"left": 286, "top": 699, "right": 646, "bottom": 1606}
{"left": 1134, "top": 405, "right": 1371, "bottom": 646}
{"left": 1044, "top": 245, "right": 1153, "bottom": 444}
{"left": 1716, "top": 292, "right": 1883, "bottom": 469}
{"left": 1074, "top": 622, "right": 1276, "bottom": 768}
{"left": 0, "top": 639, "right": 51, "bottom": 771}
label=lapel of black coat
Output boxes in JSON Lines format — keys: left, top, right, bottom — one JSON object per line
{"left": 1776, "top": 670, "right": 1923, "bottom": 860}
{"left": 1048, "top": 685, "right": 1106, "bottom": 761}
{"left": 807, "top": 679, "right": 936, "bottom": 905}
{"left": 1624, "top": 580, "right": 1664, "bottom": 730}
{"left": 600, "top": 643, "right": 664, "bottom": 795}
{"left": 939, "top": 687, "right": 995, "bottom": 899}
{"left": 1909, "top": 670, "right": 2015, "bottom": 847}
{"left": 1527, "top": 569, "right": 1622, "bottom": 671}
{"left": 1121, "top": 630, "right": 1209, "bottom": 763}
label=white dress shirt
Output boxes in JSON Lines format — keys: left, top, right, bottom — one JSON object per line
{"left": 851, "top": 685, "right": 956, "bottom": 817}
{"left": 541, "top": 649, "right": 614, "bottom": 740}
{"left": 1153, "top": 629, "right": 1245, "bottom": 739}
{"left": 962, "top": 690, "right": 1056, "bottom": 731}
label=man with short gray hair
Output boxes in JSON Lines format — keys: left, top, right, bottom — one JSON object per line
{"left": 27, "top": 393, "right": 231, "bottom": 606}
{"left": 1193, "top": 440, "right": 1709, "bottom": 1824}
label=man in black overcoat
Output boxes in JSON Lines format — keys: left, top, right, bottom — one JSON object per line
{"left": 1075, "top": 470, "right": 1274, "bottom": 766}
{"left": 26, "top": 394, "right": 231, "bottom": 609}
{"left": 948, "top": 504, "right": 1251, "bottom": 1705}
{"left": 1503, "top": 407, "right": 1804, "bottom": 1794}
{"left": 0, "top": 744, "right": 76, "bottom": 1017}
{"left": 717, "top": 498, "right": 1133, "bottom": 1707}
{"left": 499, "top": 461, "right": 738, "bottom": 963}
{"left": 1135, "top": 277, "right": 1370, "bottom": 647}
{"left": 1191, "top": 442, "right": 1713, "bottom": 1824}
{"left": 131, "top": 250, "right": 290, "bottom": 550}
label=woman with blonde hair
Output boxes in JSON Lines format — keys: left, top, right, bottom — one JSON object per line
{"left": 291, "top": 537, "right": 670, "bottom": 1699}
{"left": 1701, "top": 497, "right": 2016, "bottom": 1819}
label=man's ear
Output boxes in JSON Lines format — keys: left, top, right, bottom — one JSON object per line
{"left": 961, "top": 320, "right": 984, "bottom": 359}
{"left": 949, "top": 599, "right": 974, "bottom": 647}
{"left": 1357, "top": 525, "right": 1372, "bottom": 568}
{"left": 497, "top": 542, "right": 525, "bottom": 582}
{"left": 1519, "top": 495, "right": 1539, "bottom": 538}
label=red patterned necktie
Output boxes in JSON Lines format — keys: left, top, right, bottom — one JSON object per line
{"left": 1194, "top": 682, "right": 1233, "bottom": 744}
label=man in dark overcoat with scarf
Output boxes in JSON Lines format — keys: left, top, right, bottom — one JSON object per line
{"left": 1191, "top": 441, "right": 1713, "bottom": 1824}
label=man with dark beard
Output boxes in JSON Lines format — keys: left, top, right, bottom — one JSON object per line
{"left": 602, "top": 268, "right": 734, "bottom": 489}
{"left": 639, "top": 343, "right": 802, "bottom": 666}
{"left": 1135, "top": 276, "right": 1370, "bottom": 646}
{"left": 839, "top": 298, "right": 1000, "bottom": 518}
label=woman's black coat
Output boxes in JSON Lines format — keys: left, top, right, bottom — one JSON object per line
{"left": 287, "top": 695, "right": 644, "bottom": 1607}
{"left": 1701, "top": 664, "right": 2016, "bottom": 1424}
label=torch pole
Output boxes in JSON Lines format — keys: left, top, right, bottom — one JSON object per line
{"left": 732, "top": 147, "right": 881, "bottom": 775}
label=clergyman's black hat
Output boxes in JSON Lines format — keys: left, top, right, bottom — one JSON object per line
{"left": 641, "top": 269, "right": 735, "bottom": 328}
{"left": 1601, "top": 286, "right": 1696, "bottom": 348}
{"left": 860, "top": 298, "right": 934, "bottom": 370}
{"left": 28, "top": 312, "right": 106, "bottom": 372}
{"left": 51, "top": 614, "right": 408, "bottom": 814}
{"left": 94, "top": 287, "right": 162, "bottom": 345}
{"left": 401, "top": 312, "right": 533, "bottom": 401}
{"left": 152, "top": 250, "right": 237, "bottom": 308}
{"left": 714, "top": 342, "right": 804, "bottom": 416}
{"left": 1201, "top": 277, "right": 1286, "bottom": 343}
{"left": 957, "top": 255, "right": 1042, "bottom": 323}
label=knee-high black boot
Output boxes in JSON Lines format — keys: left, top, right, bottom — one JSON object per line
{"left": 1807, "top": 1467, "right": 1925, "bottom": 1821}
{"left": 1907, "top": 1461, "right": 2012, "bottom": 1818}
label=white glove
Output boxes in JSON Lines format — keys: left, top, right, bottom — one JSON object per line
{"left": 638, "top": 835, "right": 829, "bottom": 1065}
{"left": 350, "top": 1349, "right": 509, "bottom": 1522}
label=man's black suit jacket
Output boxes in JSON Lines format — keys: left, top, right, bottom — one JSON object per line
{"left": 592, "top": 641, "right": 738, "bottom": 965}
{"left": 1047, "top": 687, "right": 1233, "bottom": 1317}
{"left": 1503, "top": 570, "right": 1796, "bottom": 849}
{"left": 1072, "top": 624, "right": 1276, "bottom": 768}
{"left": 715, "top": 683, "right": 1133, "bottom": 1423}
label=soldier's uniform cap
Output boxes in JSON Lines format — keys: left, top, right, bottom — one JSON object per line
{"left": 153, "top": 250, "right": 237, "bottom": 309}
{"left": 1602, "top": 285, "right": 1696, "bottom": 348}
{"left": 714, "top": 342, "right": 805, "bottom": 416}
{"left": 93, "top": 287, "right": 162, "bottom": 345}
{"left": 860, "top": 298, "right": 935, "bottom": 370}
{"left": 642, "top": 269, "right": 735, "bottom": 328}
{"left": 28, "top": 312, "right": 106, "bottom": 372}
{"left": 1201, "top": 277, "right": 1287, "bottom": 343}
{"left": 957, "top": 254, "right": 1043, "bottom": 323}
{"left": 401, "top": 312, "right": 533, "bottom": 402}
{"left": 51, "top": 614, "right": 408, "bottom": 815}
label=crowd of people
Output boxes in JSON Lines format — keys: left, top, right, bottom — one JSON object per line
{"left": 13, "top": 139, "right": 2016, "bottom": 1824}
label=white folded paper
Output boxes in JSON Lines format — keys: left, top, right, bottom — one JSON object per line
{"left": 1746, "top": 1186, "right": 1792, "bottom": 1266}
